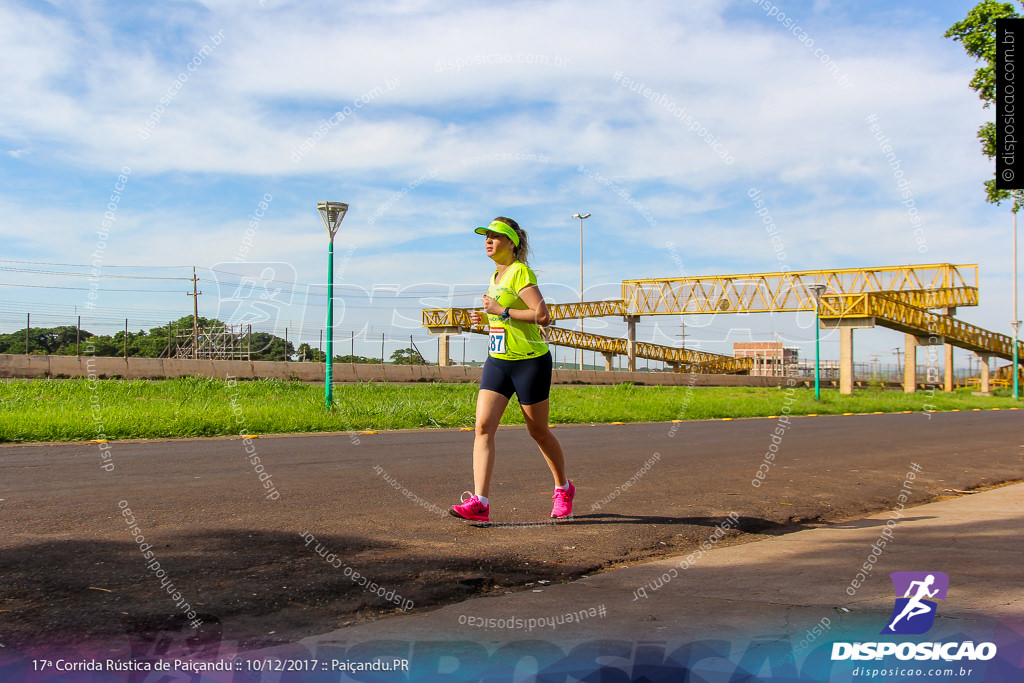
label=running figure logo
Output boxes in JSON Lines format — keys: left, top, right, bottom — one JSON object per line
{"left": 882, "top": 571, "right": 949, "bottom": 635}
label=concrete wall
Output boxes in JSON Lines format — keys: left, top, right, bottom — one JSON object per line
{"left": 0, "top": 353, "right": 815, "bottom": 387}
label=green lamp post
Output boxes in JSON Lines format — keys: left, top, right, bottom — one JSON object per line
{"left": 318, "top": 201, "right": 348, "bottom": 408}
{"left": 1013, "top": 320, "right": 1020, "bottom": 400}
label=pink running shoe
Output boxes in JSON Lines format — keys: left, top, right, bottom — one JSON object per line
{"left": 551, "top": 480, "right": 575, "bottom": 519}
{"left": 450, "top": 492, "right": 489, "bottom": 522}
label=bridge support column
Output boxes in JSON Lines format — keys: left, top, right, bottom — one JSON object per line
{"left": 821, "top": 319, "right": 875, "bottom": 395}
{"left": 625, "top": 315, "right": 639, "bottom": 373}
{"left": 603, "top": 352, "right": 614, "bottom": 372}
{"left": 942, "top": 307, "right": 956, "bottom": 392}
{"left": 839, "top": 326, "right": 855, "bottom": 394}
{"left": 944, "top": 343, "right": 954, "bottom": 392}
{"left": 904, "top": 334, "right": 918, "bottom": 393}
{"left": 437, "top": 334, "right": 450, "bottom": 367}
{"left": 427, "top": 327, "right": 462, "bottom": 365}
{"left": 977, "top": 354, "right": 991, "bottom": 395}
{"left": 922, "top": 335, "right": 945, "bottom": 391}
{"left": 904, "top": 333, "right": 942, "bottom": 393}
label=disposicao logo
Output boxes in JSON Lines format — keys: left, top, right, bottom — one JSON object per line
{"left": 831, "top": 571, "right": 997, "bottom": 662}
{"left": 882, "top": 571, "right": 948, "bottom": 635}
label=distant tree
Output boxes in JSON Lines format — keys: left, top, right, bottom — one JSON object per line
{"left": 389, "top": 347, "right": 428, "bottom": 365}
{"left": 81, "top": 334, "right": 120, "bottom": 357}
{"left": 0, "top": 326, "right": 85, "bottom": 355}
{"left": 133, "top": 329, "right": 173, "bottom": 358}
{"left": 334, "top": 354, "right": 382, "bottom": 364}
{"left": 38, "top": 326, "right": 81, "bottom": 354}
{"left": 249, "top": 332, "right": 295, "bottom": 361}
{"left": 946, "top": 1, "right": 1024, "bottom": 208}
{"left": 73, "top": 329, "right": 163, "bottom": 358}
{"left": 296, "top": 343, "right": 326, "bottom": 362}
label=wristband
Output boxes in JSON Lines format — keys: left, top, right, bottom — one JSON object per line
{"left": 500, "top": 307, "right": 511, "bottom": 321}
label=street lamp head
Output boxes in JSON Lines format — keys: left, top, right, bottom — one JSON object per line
{"left": 573, "top": 212, "right": 591, "bottom": 220}
{"left": 808, "top": 283, "right": 827, "bottom": 302}
{"left": 317, "top": 201, "right": 349, "bottom": 241}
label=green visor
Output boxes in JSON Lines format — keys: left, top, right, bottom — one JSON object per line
{"left": 474, "top": 220, "right": 519, "bottom": 247}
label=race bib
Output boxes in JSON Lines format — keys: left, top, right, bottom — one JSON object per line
{"left": 488, "top": 326, "right": 506, "bottom": 354}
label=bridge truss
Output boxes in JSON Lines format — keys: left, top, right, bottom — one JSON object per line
{"left": 422, "top": 263, "right": 1016, "bottom": 391}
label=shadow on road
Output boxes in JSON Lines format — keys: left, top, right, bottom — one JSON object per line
{"left": 0, "top": 528, "right": 585, "bottom": 656}
{"left": 477, "top": 514, "right": 808, "bottom": 534}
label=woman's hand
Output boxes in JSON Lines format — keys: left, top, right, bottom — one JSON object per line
{"left": 481, "top": 294, "right": 502, "bottom": 315}
{"left": 470, "top": 294, "right": 498, "bottom": 326}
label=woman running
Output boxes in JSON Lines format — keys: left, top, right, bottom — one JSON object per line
{"left": 450, "top": 217, "right": 574, "bottom": 523}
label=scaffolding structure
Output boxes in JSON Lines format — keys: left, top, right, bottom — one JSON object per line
{"left": 172, "top": 324, "right": 251, "bottom": 360}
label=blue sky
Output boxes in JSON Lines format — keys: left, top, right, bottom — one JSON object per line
{"left": 0, "top": 0, "right": 1015, "bottom": 368}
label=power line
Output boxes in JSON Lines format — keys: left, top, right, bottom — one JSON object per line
{"left": 0, "top": 282, "right": 184, "bottom": 293}
{"left": 1, "top": 257, "right": 487, "bottom": 297}
{"left": 0, "top": 278, "right": 482, "bottom": 301}
{"left": 0, "top": 266, "right": 190, "bottom": 280}
{"left": 0, "top": 259, "right": 190, "bottom": 269}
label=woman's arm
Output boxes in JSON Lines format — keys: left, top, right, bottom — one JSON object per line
{"left": 482, "top": 285, "right": 550, "bottom": 327}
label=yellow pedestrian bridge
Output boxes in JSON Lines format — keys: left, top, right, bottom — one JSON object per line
{"left": 422, "top": 263, "right": 1020, "bottom": 394}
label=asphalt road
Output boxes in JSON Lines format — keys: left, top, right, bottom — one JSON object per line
{"left": 1, "top": 410, "right": 1021, "bottom": 658}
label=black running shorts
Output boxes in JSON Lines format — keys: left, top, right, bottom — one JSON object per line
{"left": 479, "top": 351, "right": 553, "bottom": 405}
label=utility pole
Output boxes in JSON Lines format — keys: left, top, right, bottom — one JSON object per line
{"left": 187, "top": 266, "right": 202, "bottom": 359}
{"left": 573, "top": 212, "right": 591, "bottom": 371}
{"left": 675, "top": 319, "right": 688, "bottom": 375}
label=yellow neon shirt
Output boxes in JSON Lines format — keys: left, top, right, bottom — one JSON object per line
{"left": 485, "top": 261, "right": 549, "bottom": 360}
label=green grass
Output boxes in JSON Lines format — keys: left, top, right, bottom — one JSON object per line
{"left": 0, "top": 377, "right": 1019, "bottom": 443}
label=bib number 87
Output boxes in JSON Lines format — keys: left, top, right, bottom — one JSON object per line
{"left": 489, "top": 328, "right": 506, "bottom": 354}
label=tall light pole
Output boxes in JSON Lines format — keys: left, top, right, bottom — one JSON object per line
{"left": 318, "top": 201, "right": 349, "bottom": 408}
{"left": 808, "top": 283, "right": 827, "bottom": 401}
{"left": 573, "top": 212, "right": 590, "bottom": 371}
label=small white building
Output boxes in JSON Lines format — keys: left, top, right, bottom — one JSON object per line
{"left": 733, "top": 341, "right": 799, "bottom": 376}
